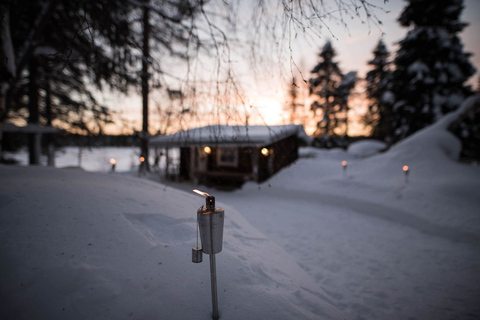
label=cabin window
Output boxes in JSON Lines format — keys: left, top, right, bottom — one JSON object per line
{"left": 217, "top": 147, "right": 238, "bottom": 167}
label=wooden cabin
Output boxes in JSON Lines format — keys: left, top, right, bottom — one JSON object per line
{"left": 149, "top": 125, "right": 305, "bottom": 188}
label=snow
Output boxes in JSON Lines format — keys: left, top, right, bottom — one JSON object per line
{"left": 166, "top": 96, "right": 480, "bottom": 319}
{"left": 346, "top": 140, "right": 386, "bottom": 158}
{"left": 2, "top": 97, "right": 480, "bottom": 320}
{"left": 407, "top": 60, "right": 429, "bottom": 82}
{"left": 0, "top": 167, "right": 344, "bottom": 319}
{"left": 380, "top": 91, "right": 394, "bottom": 104}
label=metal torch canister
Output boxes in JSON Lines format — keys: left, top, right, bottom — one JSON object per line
{"left": 192, "top": 246, "right": 203, "bottom": 263}
{"left": 197, "top": 200, "right": 224, "bottom": 255}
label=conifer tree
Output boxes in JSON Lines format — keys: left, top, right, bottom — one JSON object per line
{"left": 309, "top": 41, "right": 344, "bottom": 137}
{"left": 364, "top": 39, "right": 394, "bottom": 141}
{"left": 390, "top": 0, "right": 476, "bottom": 142}
{"left": 334, "top": 71, "right": 357, "bottom": 137}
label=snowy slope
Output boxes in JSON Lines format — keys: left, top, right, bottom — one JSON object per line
{"left": 0, "top": 166, "right": 345, "bottom": 320}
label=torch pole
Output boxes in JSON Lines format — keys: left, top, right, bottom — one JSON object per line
{"left": 210, "top": 253, "right": 219, "bottom": 320}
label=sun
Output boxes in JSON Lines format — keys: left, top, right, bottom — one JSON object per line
{"left": 254, "top": 98, "right": 284, "bottom": 125}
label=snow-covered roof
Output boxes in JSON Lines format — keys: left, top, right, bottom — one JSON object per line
{"left": 150, "top": 124, "right": 305, "bottom": 148}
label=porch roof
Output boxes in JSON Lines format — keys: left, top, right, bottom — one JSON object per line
{"left": 150, "top": 124, "right": 304, "bottom": 148}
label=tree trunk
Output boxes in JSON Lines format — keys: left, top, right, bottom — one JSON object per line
{"left": 141, "top": 0, "right": 150, "bottom": 171}
{"left": 45, "top": 75, "right": 55, "bottom": 166}
{"left": 0, "top": 4, "right": 16, "bottom": 160}
{"left": 28, "top": 57, "right": 40, "bottom": 165}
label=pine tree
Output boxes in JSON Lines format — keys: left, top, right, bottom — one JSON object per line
{"left": 390, "top": 0, "right": 476, "bottom": 142}
{"left": 309, "top": 41, "right": 344, "bottom": 137}
{"left": 334, "top": 71, "right": 357, "bottom": 137}
{"left": 364, "top": 39, "right": 394, "bottom": 141}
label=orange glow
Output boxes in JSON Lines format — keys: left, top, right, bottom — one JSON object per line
{"left": 193, "top": 189, "right": 210, "bottom": 197}
{"left": 204, "top": 146, "right": 212, "bottom": 154}
{"left": 261, "top": 148, "right": 269, "bottom": 156}
{"left": 109, "top": 158, "right": 116, "bottom": 165}
{"left": 140, "top": 156, "right": 145, "bottom": 162}
{"left": 403, "top": 165, "right": 409, "bottom": 172}
{"left": 342, "top": 161, "right": 347, "bottom": 167}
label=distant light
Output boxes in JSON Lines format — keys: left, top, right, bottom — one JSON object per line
{"left": 140, "top": 156, "right": 145, "bottom": 163}
{"left": 403, "top": 165, "right": 409, "bottom": 172}
{"left": 109, "top": 158, "right": 116, "bottom": 165}
{"left": 204, "top": 146, "right": 212, "bottom": 154}
{"left": 342, "top": 161, "right": 347, "bottom": 167}
{"left": 261, "top": 148, "right": 269, "bottom": 156}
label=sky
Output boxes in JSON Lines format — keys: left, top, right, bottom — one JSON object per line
{"left": 105, "top": 0, "right": 480, "bottom": 136}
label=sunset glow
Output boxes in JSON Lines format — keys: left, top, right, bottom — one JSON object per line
{"left": 254, "top": 98, "right": 284, "bottom": 125}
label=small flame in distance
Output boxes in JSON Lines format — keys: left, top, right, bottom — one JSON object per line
{"left": 403, "top": 165, "right": 409, "bottom": 172}
{"left": 193, "top": 189, "right": 210, "bottom": 197}
{"left": 342, "top": 161, "right": 347, "bottom": 167}
{"left": 109, "top": 158, "right": 116, "bottom": 165}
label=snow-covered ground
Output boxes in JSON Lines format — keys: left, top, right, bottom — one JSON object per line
{"left": 0, "top": 165, "right": 344, "bottom": 320}
{"left": 1, "top": 97, "right": 480, "bottom": 320}
{"left": 165, "top": 97, "right": 480, "bottom": 320}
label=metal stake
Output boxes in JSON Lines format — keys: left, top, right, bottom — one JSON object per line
{"left": 210, "top": 253, "right": 219, "bottom": 320}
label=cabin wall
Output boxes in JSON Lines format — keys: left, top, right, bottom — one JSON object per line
{"left": 257, "top": 135, "right": 298, "bottom": 183}
{"left": 178, "top": 134, "right": 299, "bottom": 187}
{"left": 209, "top": 147, "right": 253, "bottom": 174}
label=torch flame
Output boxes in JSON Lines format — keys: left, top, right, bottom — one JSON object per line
{"left": 403, "top": 165, "right": 409, "bottom": 172}
{"left": 342, "top": 161, "right": 347, "bottom": 167}
{"left": 193, "top": 189, "right": 210, "bottom": 197}
{"left": 109, "top": 158, "right": 116, "bottom": 165}
{"left": 140, "top": 156, "right": 145, "bottom": 163}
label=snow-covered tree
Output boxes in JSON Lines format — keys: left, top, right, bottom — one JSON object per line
{"left": 390, "top": 0, "right": 476, "bottom": 142}
{"left": 309, "top": 41, "right": 356, "bottom": 139}
{"left": 364, "top": 39, "right": 394, "bottom": 141}
{"left": 309, "top": 41, "right": 344, "bottom": 137}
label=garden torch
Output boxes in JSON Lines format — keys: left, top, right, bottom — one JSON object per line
{"left": 192, "top": 189, "right": 225, "bottom": 320}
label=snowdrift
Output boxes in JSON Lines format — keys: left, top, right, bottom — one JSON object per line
{"left": 0, "top": 166, "right": 345, "bottom": 320}
{"left": 246, "top": 95, "right": 480, "bottom": 237}
{"left": 208, "top": 96, "right": 480, "bottom": 320}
